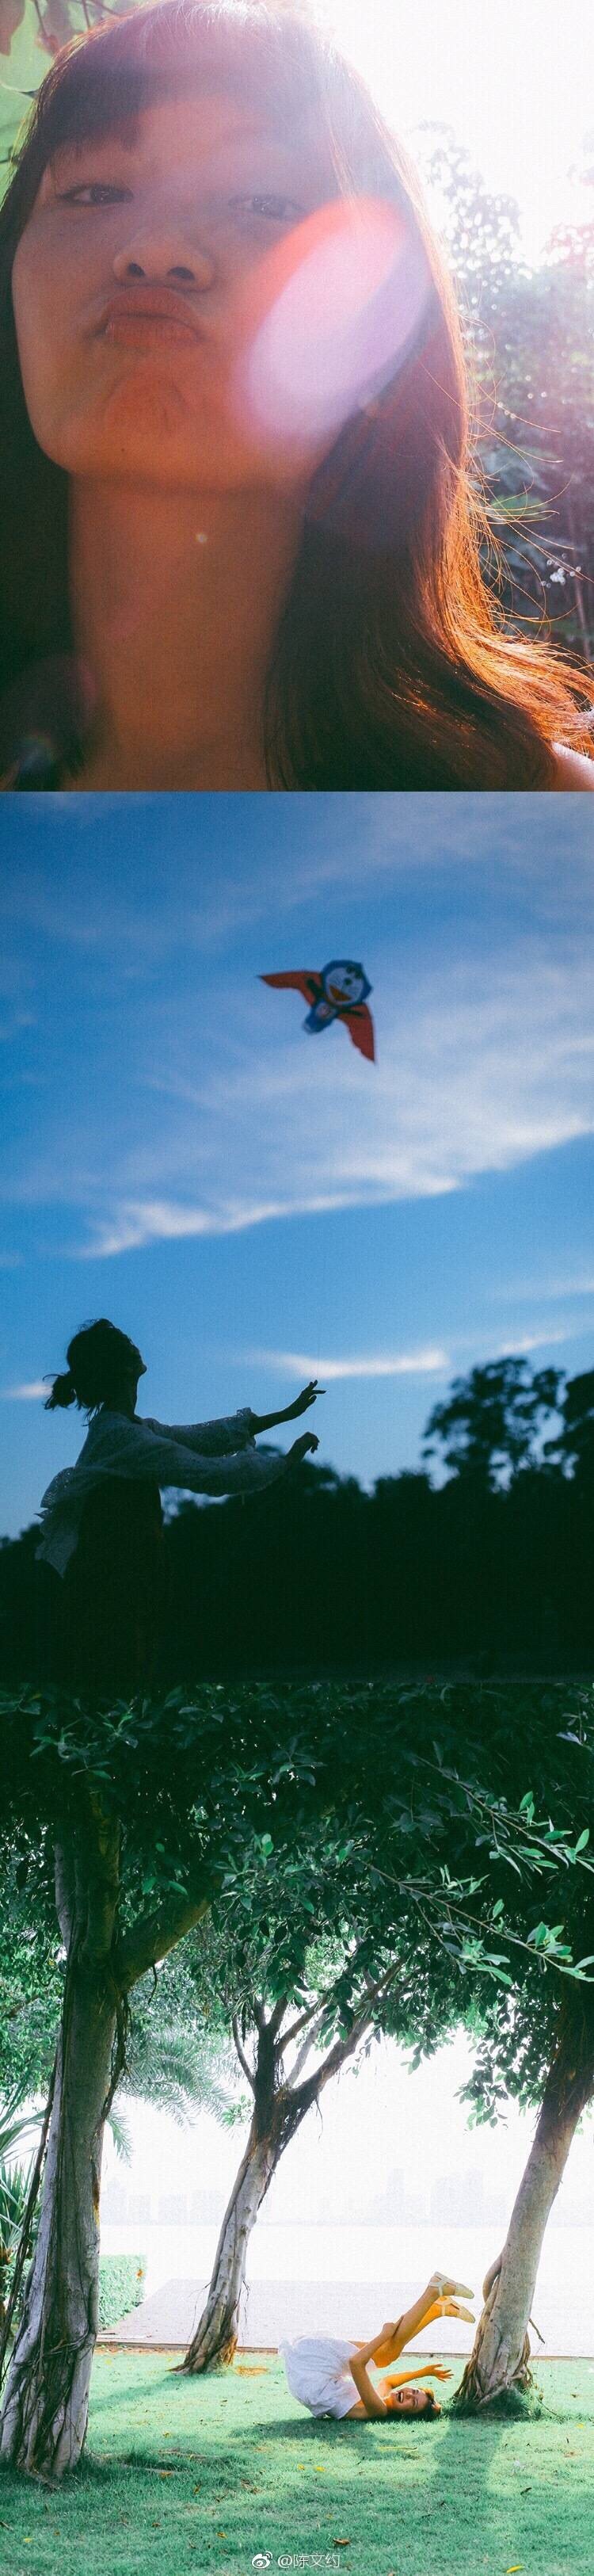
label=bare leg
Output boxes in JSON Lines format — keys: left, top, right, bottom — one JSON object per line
{"left": 373, "top": 2284, "right": 445, "bottom": 2368}
{"left": 374, "top": 2282, "right": 472, "bottom": 2370}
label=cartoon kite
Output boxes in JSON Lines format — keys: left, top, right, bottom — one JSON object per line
{"left": 261, "top": 960, "right": 375, "bottom": 1062}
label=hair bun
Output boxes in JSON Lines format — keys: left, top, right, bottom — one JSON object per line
{"left": 44, "top": 1368, "right": 77, "bottom": 1412}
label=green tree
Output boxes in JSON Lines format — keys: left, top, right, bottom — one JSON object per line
{"left": 415, "top": 123, "right": 594, "bottom": 661}
{"left": 2, "top": 1677, "right": 593, "bottom": 2476}
{"left": 458, "top": 1974, "right": 594, "bottom": 2406}
{"left": 177, "top": 1902, "right": 431, "bottom": 2374}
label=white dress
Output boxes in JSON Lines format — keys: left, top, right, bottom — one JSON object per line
{"left": 280, "top": 2337, "right": 359, "bottom": 2420}
{"left": 36, "top": 1406, "right": 286, "bottom": 1576}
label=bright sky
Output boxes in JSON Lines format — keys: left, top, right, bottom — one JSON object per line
{"left": 1, "top": 793, "right": 593, "bottom": 1540}
{"left": 104, "top": 2027, "right": 594, "bottom": 2237}
{"left": 322, "top": 0, "right": 593, "bottom": 260}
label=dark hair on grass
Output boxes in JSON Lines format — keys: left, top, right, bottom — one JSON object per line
{"left": 1, "top": 0, "right": 592, "bottom": 787}
{"left": 388, "top": 2388, "right": 440, "bottom": 2421}
{"left": 44, "top": 1319, "right": 145, "bottom": 1414}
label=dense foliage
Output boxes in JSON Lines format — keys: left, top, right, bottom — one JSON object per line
{"left": 2, "top": 1676, "right": 594, "bottom": 1999}
{"left": 414, "top": 124, "right": 594, "bottom": 662}
{"left": 2, "top": 1357, "right": 592, "bottom": 1677}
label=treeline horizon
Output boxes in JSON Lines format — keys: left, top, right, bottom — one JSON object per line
{"left": 1, "top": 1354, "right": 593, "bottom": 1676}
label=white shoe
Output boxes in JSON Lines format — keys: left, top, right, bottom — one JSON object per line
{"left": 428, "top": 2270, "right": 474, "bottom": 2299}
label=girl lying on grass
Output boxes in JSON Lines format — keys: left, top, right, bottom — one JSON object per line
{"left": 280, "top": 2273, "right": 474, "bottom": 2422}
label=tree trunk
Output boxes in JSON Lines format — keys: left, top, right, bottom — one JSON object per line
{"left": 459, "top": 2010, "right": 594, "bottom": 2406}
{"left": 0, "top": 1811, "right": 122, "bottom": 2479}
{"left": 181, "top": 1986, "right": 383, "bottom": 2376}
{"left": 0, "top": 1784, "right": 211, "bottom": 2480}
{"left": 182, "top": 2115, "right": 282, "bottom": 2371}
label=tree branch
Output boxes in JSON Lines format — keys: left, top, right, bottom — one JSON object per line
{"left": 290, "top": 2006, "right": 327, "bottom": 2085}
{"left": 114, "top": 1882, "right": 213, "bottom": 1994}
{"left": 231, "top": 2014, "right": 256, "bottom": 2091}
{"left": 269, "top": 1995, "right": 288, "bottom": 2047}
{"left": 280, "top": 1990, "right": 334, "bottom": 2051}
{"left": 288, "top": 1960, "right": 402, "bottom": 2115}
{"left": 290, "top": 2004, "right": 375, "bottom": 2117}
{"left": 284, "top": 1946, "right": 400, "bottom": 2070}
{"left": 280, "top": 1944, "right": 371, "bottom": 2053}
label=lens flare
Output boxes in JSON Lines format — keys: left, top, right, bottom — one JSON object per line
{"left": 236, "top": 197, "right": 432, "bottom": 452}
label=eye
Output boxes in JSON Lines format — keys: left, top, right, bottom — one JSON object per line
{"left": 229, "top": 191, "right": 303, "bottom": 223}
{"left": 57, "top": 182, "right": 134, "bottom": 207}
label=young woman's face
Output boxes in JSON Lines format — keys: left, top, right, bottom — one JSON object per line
{"left": 11, "top": 89, "right": 351, "bottom": 494}
{"left": 390, "top": 2387, "right": 436, "bottom": 2414}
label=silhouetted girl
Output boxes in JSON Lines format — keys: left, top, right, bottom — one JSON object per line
{"left": 37, "top": 1318, "right": 319, "bottom": 1693}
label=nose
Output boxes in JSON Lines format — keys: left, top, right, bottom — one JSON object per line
{"left": 112, "top": 227, "right": 215, "bottom": 291}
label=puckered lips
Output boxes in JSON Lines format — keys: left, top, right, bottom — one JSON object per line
{"left": 97, "top": 284, "right": 208, "bottom": 346}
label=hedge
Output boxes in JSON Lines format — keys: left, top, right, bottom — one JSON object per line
{"left": 97, "top": 2254, "right": 147, "bottom": 2332}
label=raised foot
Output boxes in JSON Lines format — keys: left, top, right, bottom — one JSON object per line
{"left": 428, "top": 2270, "right": 474, "bottom": 2299}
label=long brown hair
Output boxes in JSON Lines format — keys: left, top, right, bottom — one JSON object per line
{"left": 0, "top": 0, "right": 592, "bottom": 785}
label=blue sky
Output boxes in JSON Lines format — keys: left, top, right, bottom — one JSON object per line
{"left": 1, "top": 791, "right": 593, "bottom": 1538}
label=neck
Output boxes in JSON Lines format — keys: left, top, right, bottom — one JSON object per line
{"left": 68, "top": 480, "right": 301, "bottom": 789}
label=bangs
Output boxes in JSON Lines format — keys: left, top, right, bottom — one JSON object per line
{"left": 18, "top": 2, "right": 334, "bottom": 175}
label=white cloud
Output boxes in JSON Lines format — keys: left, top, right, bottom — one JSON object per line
{"left": 74, "top": 1189, "right": 374, "bottom": 1259}
{"left": 33, "top": 937, "right": 588, "bottom": 1258}
{"left": 2, "top": 862, "right": 593, "bottom": 1263}
{"left": 1, "top": 1381, "right": 47, "bottom": 1401}
{"left": 249, "top": 1346, "right": 449, "bottom": 1380}
{"left": 492, "top": 1329, "right": 575, "bottom": 1356}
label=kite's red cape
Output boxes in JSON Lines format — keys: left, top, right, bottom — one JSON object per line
{"left": 261, "top": 971, "right": 375, "bottom": 1062}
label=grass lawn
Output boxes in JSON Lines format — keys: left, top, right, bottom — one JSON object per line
{"left": 0, "top": 2351, "right": 592, "bottom": 2576}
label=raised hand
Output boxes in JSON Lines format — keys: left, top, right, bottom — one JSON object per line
{"left": 287, "top": 1431, "right": 319, "bottom": 1466}
{"left": 286, "top": 1379, "right": 326, "bottom": 1420}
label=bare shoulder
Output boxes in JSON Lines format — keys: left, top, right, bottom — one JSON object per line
{"left": 552, "top": 744, "right": 594, "bottom": 791}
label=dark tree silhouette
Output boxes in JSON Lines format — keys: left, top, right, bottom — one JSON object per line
{"left": 546, "top": 1368, "right": 594, "bottom": 1482}
{"left": 2, "top": 1356, "right": 593, "bottom": 1681}
{"left": 421, "top": 1357, "right": 562, "bottom": 1490}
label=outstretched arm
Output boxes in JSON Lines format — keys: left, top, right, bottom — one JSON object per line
{"left": 146, "top": 1410, "right": 257, "bottom": 1458}
{"left": 148, "top": 1382, "right": 323, "bottom": 1446}
{"left": 78, "top": 1414, "right": 304, "bottom": 1498}
{"left": 249, "top": 1380, "right": 324, "bottom": 1433}
{"left": 383, "top": 2364, "right": 452, "bottom": 2390}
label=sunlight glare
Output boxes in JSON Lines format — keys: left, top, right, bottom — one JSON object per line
{"left": 318, "top": 0, "right": 594, "bottom": 260}
{"left": 239, "top": 199, "right": 432, "bottom": 450}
